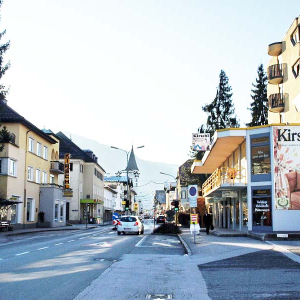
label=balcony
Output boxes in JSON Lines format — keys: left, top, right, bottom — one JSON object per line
{"left": 268, "top": 42, "right": 282, "bottom": 56}
{"left": 268, "top": 64, "right": 284, "bottom": 84}
{"left": 202, "top": 167, "right": 246, "bottom": 197}
{"left": 268, "top": 93, "right": 285, "bottom": 113}
{"left": 50, "top": 161, "right": 64, "bottom": 174}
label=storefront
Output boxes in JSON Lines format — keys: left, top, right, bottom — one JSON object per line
{"left": 80, "top": 199, "right": 103, "bottom": 224}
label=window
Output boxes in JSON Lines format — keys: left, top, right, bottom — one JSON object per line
{"left": 43, "top": 146, "right": 48, "bottom": 160}
{"left": 181, "top": 190, "right": 186, "bottom": 199}
{"left": 26, "top": 198, "right": 35, "bottom": 222}
{"left": 292, "top": 59, "right": 300, "bottom": 79}
{"left": 28, "top": 166, "right": 34, "bottom": 181}
{"left": 0, "top": 159, "right": 2, "bottom": 174}
{"left": 28, "top": 137, "right": 34, "bottom": 152}
{"left": 8, "top": 159, "right": 16, "bottom": 176}
{"left": 42, "top": 171, "right": 47, "bottom": 184}
{"left": 50, "top": 174, "right": 55, "bottom": 184}
{"left": 291, "top": 26, "right": 300, "bottom": 46}
{"left": 37, "top": 142, "right": 42, "bottom": 156}
{"left": 54, "top": 203, "right": 59, "bottom": 222}
{"left": 80, "top": 164, "right": 83, "bottom": 173}
{"left": 251, "top": 135, "right": 271, "bottom": 177}
{"left": 70, "top": 163, "right": 73, "bottom": 171}
{"left": 60, "top": 202, "right": 64, "bottom": 221}
{"left": 10, "top": 133, "right": 15, "bottom": 144}
{"left": 35, "top": 169, "right": 41, "bottom": 183}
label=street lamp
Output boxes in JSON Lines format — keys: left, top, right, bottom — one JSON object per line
{"left": 111, "top": 145, "right": 144, "bottom": 214}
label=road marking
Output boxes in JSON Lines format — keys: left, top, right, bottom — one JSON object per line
{"left": 135, "top": 235, "right": 148, "bottom": 247}
{"left": 55, "top": 243, "right": 63, "bottom": 246}
{"left": 100, "top": 259, "right": 104, "bottom": 261}
{"left": 16, "top": 251, "right": 29, "bottom": 256}
{"left": 79, "top": 237, "right": 86, "bottom": 239}
{"left": 37, "top": 247, "right": 49, "bottom": 251}
{"left": 68, "top": 240, "right": 75, "bottom": 243}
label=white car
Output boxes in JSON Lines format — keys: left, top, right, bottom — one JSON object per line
{"left": 117, "top": 216, "right": 144, "bottom": 235}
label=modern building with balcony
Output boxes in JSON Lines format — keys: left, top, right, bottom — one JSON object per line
{"left": 267, "top": 15, "right": 300, "bottom": 123}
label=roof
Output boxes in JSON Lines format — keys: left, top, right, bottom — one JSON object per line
{"left": 56, "top": 131, "right": 106, "bottom": 172}
{"left": 126, "top": 147, "right": 139, "bottom": 171}
{"left": 191, "top": 128, "right": 246, "bottom": 174}
{"left": 0, "top": 101, "right": 57, "bottom": 144}
{"left": 104, "top": 185, "right": 118, "bottom": 194}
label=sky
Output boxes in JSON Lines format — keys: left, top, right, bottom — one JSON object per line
{"left": 1, "top": 0, "right": 299, "bottom": 165}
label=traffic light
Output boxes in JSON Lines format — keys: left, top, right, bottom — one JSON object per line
{"left": 174, "top": 200, "right": 179, "bottom": 211}
{"left": 125, "top": 200, "right": 129, "bottom": 210}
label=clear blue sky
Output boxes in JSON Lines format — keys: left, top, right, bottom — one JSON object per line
{"left": 2, "top": 0, "right": 299, "bottom": 165}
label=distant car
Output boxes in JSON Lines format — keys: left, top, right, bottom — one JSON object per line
{"left": 117, "top": 216, "right": 144, "bottom": 235}
{"left": 156, "top": 215, "right": 166, "bottom": 224}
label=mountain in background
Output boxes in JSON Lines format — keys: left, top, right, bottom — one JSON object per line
{"left": 63, "top": 132, "right": 179, "bottom": 209}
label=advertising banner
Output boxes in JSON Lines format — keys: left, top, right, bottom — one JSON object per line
{"left": 192, "top": 133, "right": 211, "bottom": 151}
{"left": 274, "top": 126, "right": 300, "bottom": 210}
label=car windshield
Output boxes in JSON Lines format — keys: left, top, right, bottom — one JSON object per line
{"left": 158, "top": 216, "right": 164, "bottom": 219}
{"left": 120, "top": 217, "right": 137, "bottom": 222}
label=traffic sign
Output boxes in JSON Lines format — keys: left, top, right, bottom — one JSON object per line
{"left": 190, "top": 214, "right": 198, "bottom": 224}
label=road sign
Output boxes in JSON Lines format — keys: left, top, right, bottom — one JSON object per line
{"left": 188, "top": 185, "right": 198, "bottom": 208}
{"left": 190, "top": 214, "right": 198, "bottom": 224}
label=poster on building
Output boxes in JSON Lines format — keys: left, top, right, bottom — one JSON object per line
{"left": 274, "top": 126, "right": 300, "bottom": 210}
{"left": 192, "top": 133, "right": 211, "bottom": 151}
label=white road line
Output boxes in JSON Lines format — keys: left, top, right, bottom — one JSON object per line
{"left": 79, "top": 237, "right": 86, "bottom": 239}
{"left": 37, "top": 247, "right": 49, "bottom": 250}
{"left": 135, "top": 235, "right": 148, "bottom": 247}
{"left": 266, "top": 241, "right": 300, "bottom": 264}
{"left": 55, "top": 243, "right": 63, "bottom": 246}
{"left": 68, "top": 240, "right": 75, "bottom": 243}
{"left": 16, "top": 251, "right": 29, "bottom": 256}
{"left": 100, "top": 259, "right": 104, "bottom": 261}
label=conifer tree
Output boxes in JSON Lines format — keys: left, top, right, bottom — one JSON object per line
{"left": 247, "top": 64, "right": 268, "bottom": 127}
{"left": 202, "top": 70, "right": 239, "bottom": 136}
{"left": 0, "top": 0, "right": 11, "bottom": 152}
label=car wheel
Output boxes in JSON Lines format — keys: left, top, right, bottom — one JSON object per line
{"left": 123, "top": 232, "right": 126, "bottom": 235}
{"left": 117, "top": 231, "right": 121, "bottom": 235}
{"left": 141, "top": 230, "right": 144, "bottom": 234}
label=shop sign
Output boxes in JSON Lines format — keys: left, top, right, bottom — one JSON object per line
{"left": 63, "top": 189, "right": 73, "bottom": 197}
{"left": 192, "top": 133, "right": 211, "bottom": 151}
{"left": 122, "top": 201, "right": 126, "bottom": 205}
{"left": 64, "top": 153, "right": 70, "bottom": 189}
{"left": 222, "top": 191, "right": 238, "bottom": 198}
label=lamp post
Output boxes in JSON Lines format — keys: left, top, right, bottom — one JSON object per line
{"left": 111, "top": 145, "right": 144, "bottom": 215}
{"left": 160, "top": 172, "right": 179, "bottom": 226}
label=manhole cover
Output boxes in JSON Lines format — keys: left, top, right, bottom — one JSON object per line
{"left": 145, "top": 294, "right": 172, "bottom": 299}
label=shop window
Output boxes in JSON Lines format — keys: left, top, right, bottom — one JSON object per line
{"left": 251, "top": 135, "right": 271, "bottom": 181}
{"left": 54, "top": 203, "right": 59, "bottom": 222}
{"left": 252, "top": 189, "right": 272, "bottom": 228}
{"left": 292, "top": 59, "right": 300, "bottom": 79}
{"left": 60, "top": 202, "right": 64, "bottom": 221}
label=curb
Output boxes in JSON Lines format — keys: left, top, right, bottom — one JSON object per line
{"left": 177, "top": 234, "right": 192, "bottom": 256}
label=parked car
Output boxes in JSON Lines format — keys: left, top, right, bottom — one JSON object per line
{"left": 156, "top": 215, "right": 166, "bottom": 224}
{"left": 117, "top": 216, "right": 144, "bottom": 235}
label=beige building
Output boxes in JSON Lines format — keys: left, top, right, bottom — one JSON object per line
{"left": 0, "top": 101, "right": 65, "bottom": 229}
{"left": 56, "top": 132, "right": 105, "bottom": 224}
{"left": 267, "top": 16, "right": 300, "bottom": 123}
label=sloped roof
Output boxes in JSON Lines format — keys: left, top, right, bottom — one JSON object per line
{"left": 126, "top": 147, "right": 139, "bottom": 171}
{"left": 0, "top": 101, "right": 57, "bottom": 144}
{"left": 56, "top": 131, "right": 105, "bottom": 172}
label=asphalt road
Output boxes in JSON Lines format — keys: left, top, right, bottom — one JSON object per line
{"left": 0, "top": 220, "right": 158, "bottom": 300}
{"left": 0, "top": 219, "right": 180, "bottom": 300}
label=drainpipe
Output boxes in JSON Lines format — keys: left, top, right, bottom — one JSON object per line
{"left": 23, "top": 130, "right": 31, "bottom": 228}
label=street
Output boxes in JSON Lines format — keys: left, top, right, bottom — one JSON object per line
{"left": 0, "top": 220, "right": 161, "bottom": 300}
{"left": 2, "top": 222, "right": 300, "bottom": 300}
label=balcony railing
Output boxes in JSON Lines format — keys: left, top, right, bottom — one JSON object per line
{"left": 268, "top": 93, "right": 285, "bottom": 113}
{"left": 268, "top": 64, "right": 284, "bottom": 84}
{"left": 267, "top": 42, "right": 282, "bottom": 56}
{"left": 50, "top": 161, "right": 64, "bottom": 174}
{"left": 202, "top": 167, "right": 246, "bottom": 197}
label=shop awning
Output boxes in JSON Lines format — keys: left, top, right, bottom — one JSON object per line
{"left": 191, "top": 129, "right": 246, "bottom": 174}
{"left": 0, "top": 198, "right": 22, "bottom": 208}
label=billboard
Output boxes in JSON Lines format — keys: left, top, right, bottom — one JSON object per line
{"left": 192, "top": 133, "right": 211, "bottom": 151}
{"left": 274, "top": 126, "right": 300, "bottom": 210}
